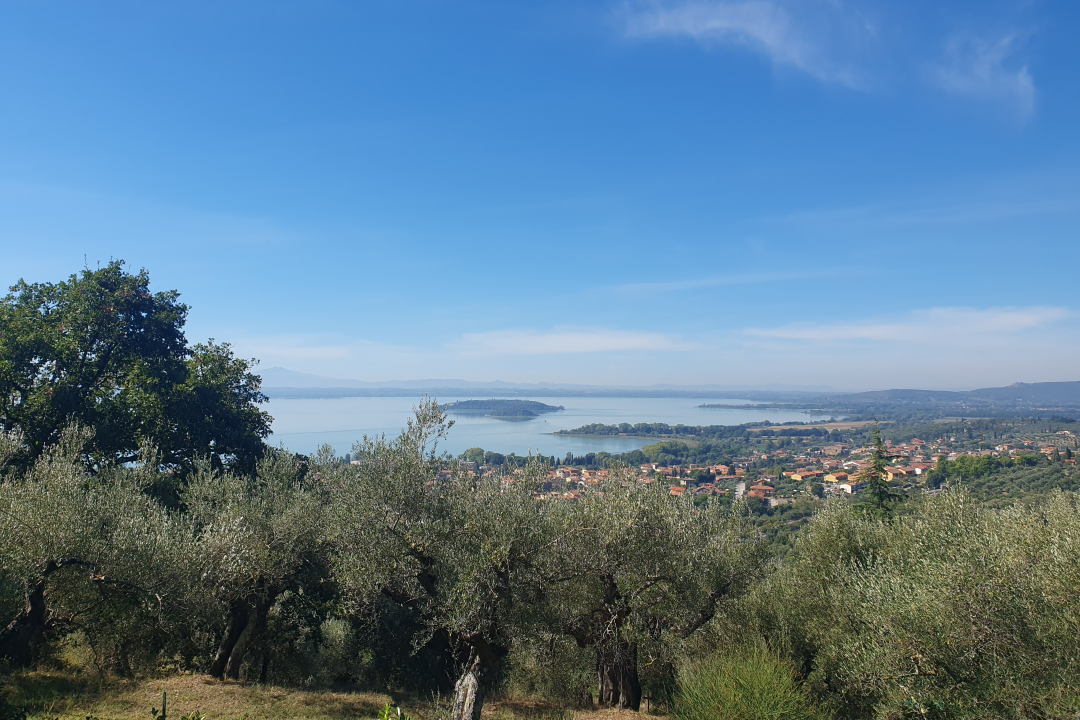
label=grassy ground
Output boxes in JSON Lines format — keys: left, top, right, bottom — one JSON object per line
{"left": 1, "top": 672, "right": 667, "bottom": 720}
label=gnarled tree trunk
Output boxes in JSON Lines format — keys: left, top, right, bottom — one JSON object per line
{"left": 210, "top": 591, "right": 277, "bottom": 680}
{"left": 224, "top": 593, "right": 273, "bottom": 679}
{"left": 1, "top": 559, "right": 148, "bottom": 670}
{"left": 569, "top": 575, "right": 640, "bottom": 711}
{"left": 209, "top": 599, "right": 249, "bottom": 679}
{"left": 596, "top": 641, "right": 641, "bottom": 710}
{"left": 0, "top": 579, "right": 47, "bottom": 667}
{"left": 449, "top": 639, "right": 507, "bottom": 720}
{"left": 451, "top": 654, "right": 484, "bottom": 720}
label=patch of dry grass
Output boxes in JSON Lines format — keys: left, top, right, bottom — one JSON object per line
{"left": 484, "top": 700, "right": 667, "bottom": 720}
{"left": 2, "top": 673, "right": 668, "bottom": 720}
{"left": 4, "top": 673, "right": 390, "bottom": 720}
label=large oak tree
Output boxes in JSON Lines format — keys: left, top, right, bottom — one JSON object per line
{"left": 0, "top": 261, "right": 269, "bottom": 471}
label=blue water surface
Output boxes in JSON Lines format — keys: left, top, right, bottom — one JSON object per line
{"left": 267, "top": 396, "right": 835, "bottom": 457}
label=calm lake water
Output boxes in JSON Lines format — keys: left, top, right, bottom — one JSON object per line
{"left": 266, "top": 396, "right": 834, "bottom": 457}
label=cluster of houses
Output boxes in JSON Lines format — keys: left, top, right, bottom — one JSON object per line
{"left": 996, "top": 439, "right": 1071, "bottom": 459}
{"left": 441, "top": 429, "right": 1076, "bottom": 504}
{"left": 457, "top": 441, "right": 926, "bottom": 503}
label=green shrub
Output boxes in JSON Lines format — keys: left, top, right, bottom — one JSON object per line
{"left": 0, "top": 696, "right": 26, "bottom": 720}
{"left": 376, "top": 702, "right": 412, "bottom": 720}
{"left": 504, "top": 635, "right": 595, "bottom": 708}
{"left": 743, "top": 489, "right": 1080, "bottom": 719}
{"left": 673, "top": 648, "right": 818, "bottom": 720}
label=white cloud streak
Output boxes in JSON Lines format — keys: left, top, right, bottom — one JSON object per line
{"left": 930, "top": 35, "right": 1035, "bottom": 121}
{"left": 621, "top": 0, "right": 866, "bottom": 87}
{"left": 233, "top": 334, "right": 419, "bottom": 363}
{"left": 238, "top": 337, "right": 355, "bottom": 361}
{"left": 454, "top": 329, "right": 690, "bottom": 356}
{"left": 622, "top": 4, "right": 1041, "bottom": 121}
{"left": 747, "top": 306, "right": 1071, "bottom": 342}
{"left": 613, "top": 269, "right": 834, "bottom": 295}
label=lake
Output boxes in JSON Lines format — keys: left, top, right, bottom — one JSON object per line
{"left": 266, "top": 396, "right": 834, "bottom": 457}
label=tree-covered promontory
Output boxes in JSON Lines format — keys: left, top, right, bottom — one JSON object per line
{"left": 443, "top": 399, "right": 564, "bottom": 417}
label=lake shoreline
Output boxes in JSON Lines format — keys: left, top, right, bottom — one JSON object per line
{"left": 547, "top": 432, "right": 703, "bottom": 446}
{"left": 547, "top": 419, "right": 873, "bottom": 440}
{"left": 267, "top": 396, "right": 826, "bottom": 456}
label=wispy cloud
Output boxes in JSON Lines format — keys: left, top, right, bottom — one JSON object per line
{"left": 748, "top": 306, "right": 1071, "bottom": 342}
{"left": 237, "top": 336, "right": 355, "bottom": 361}
{"left": 0, "top": 179, "right": 301, "bottom": 251}
{"left": 454, "top": 329, "right": 690, "bottom": 355}
{"left": 758, "top": 170, "right": 1080, "bottom": 244}
{"left": 772, "top": 196, "right": 1080, "bottom": 231}
{"left": 620, "top": 0, "right": 869, "bottom": 88}
{"left": 930, "top": 34, "right": 1035, "bottom": 121}
{"left": 614, "top": 269, "right": 840, "bottom": 295}
{"left": 620, "top": 3, "right": 1043, "bottom": 120}
{"left": 234, "top": 334, "right": 419, "bottom": 363}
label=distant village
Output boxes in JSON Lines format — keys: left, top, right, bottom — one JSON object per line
{"left": 433, "top": 429, "right": 1078, "bottom": 505}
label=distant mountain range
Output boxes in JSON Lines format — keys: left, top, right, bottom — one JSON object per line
{"left": 828, "top": 382, "right": 1080, "bottom": 408}
{"left": 256, "top": 368, "right": 1080, "bottom": 410}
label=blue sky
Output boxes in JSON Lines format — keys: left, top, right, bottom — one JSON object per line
{"left": 2, "top": 0, "right": 1078, "bottom": 390}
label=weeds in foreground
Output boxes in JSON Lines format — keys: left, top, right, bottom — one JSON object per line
{"left": 376, "top": 703, "right": 412, "bottom": 720}
{"left": 672, "top": 648, "right": 819, "bottom": 720}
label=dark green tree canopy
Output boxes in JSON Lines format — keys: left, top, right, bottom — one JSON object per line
{"left": 0, "top": 261, "right": 269, "bottom": 470}
{"left": 858, "top": 422, "right": 903, "bottom": 511}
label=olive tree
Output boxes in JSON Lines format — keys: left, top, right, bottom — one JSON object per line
{"left": 181, "top": 448, "right": 328, "bottom": 680}
{"left": 757, "top": 489, "right": 1080, "bottom": 718}
{"left": 326, "top": 400, "right": 555, "bottom": 720}
{"left": 0, "top": 427, "right": 193, "bottom": 669}
{"left": 543, "top": 477, "right": 768, "bottom": 710}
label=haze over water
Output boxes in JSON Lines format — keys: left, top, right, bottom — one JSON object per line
{"left": 266, "top": 396, "right": 835, "bottom": 457}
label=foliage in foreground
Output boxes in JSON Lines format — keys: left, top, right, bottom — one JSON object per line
{"left": 0, "top": 402, "right": 763, "bottom": 720}
{"left": 738, "top": 488, "right": 1080, "bottom": 719}
{"left": 3, "top": 403, "right": 1080, "bottom": 719}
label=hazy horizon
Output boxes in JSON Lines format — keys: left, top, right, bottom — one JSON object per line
{"left": 256, "top": 366, "right": 1077, "bottom": 395}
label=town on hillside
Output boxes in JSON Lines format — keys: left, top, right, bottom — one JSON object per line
{"left": 432, "top": 425, "right": 1078, "bottom": 508}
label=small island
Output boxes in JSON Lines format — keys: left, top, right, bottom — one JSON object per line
{"left": 442, "top": 399, "right": 565, "bottom": 418}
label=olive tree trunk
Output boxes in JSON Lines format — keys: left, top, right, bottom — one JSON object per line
{"left": 449, "top": 640, "right": 507, "bottom": 720}
{"left": 451, "top": 654, "right": 485, "bottom": 720}
{"left": 224, "top": 594, "right": 273, "bottom": 679}
{"left": 596, "top": 642, "right": 641, "bottom": 711}
{"left": 209, "top": 599, "right": 249, "bottom": 679}
{"left": 210, "top": 593, "right": 275, "bottom": 680}
{"left": 0, "top": 579, "right": 47, "bottom": 667}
